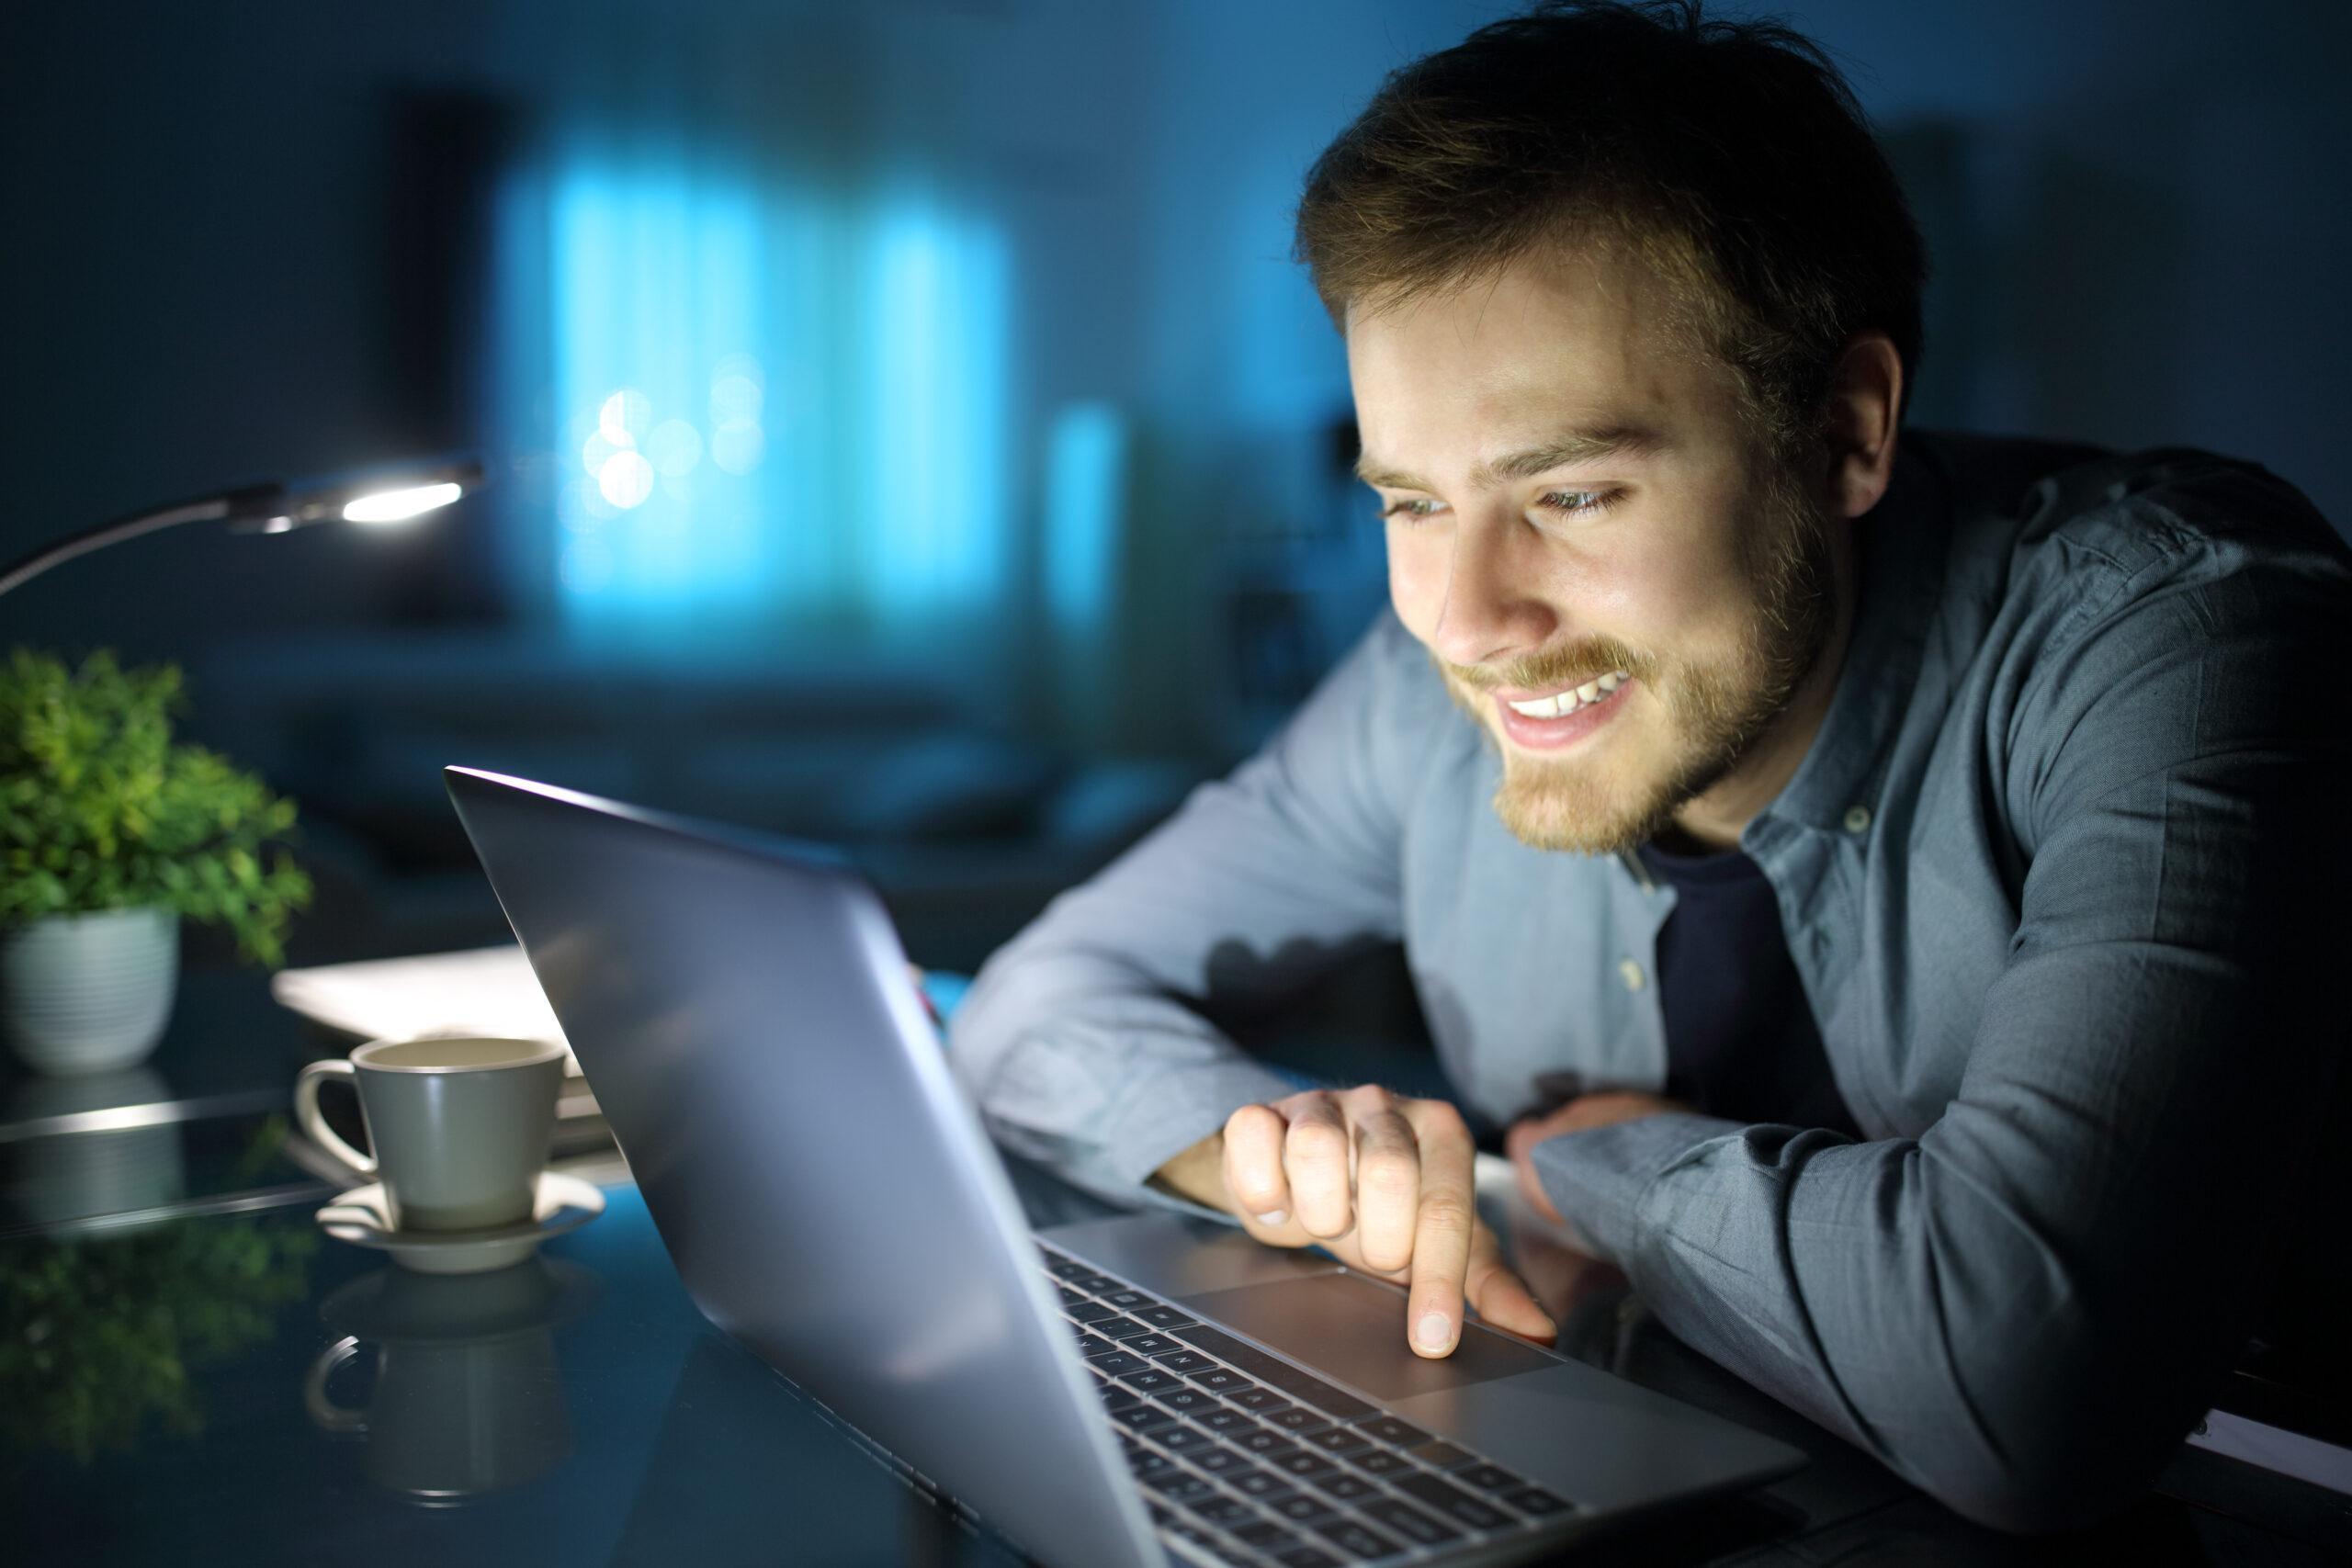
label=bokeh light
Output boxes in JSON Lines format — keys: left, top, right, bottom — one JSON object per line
{"left": 597, "top": 448, "right": 656, "bottom": 508}
{"left": 647, "top": 418, "right": 704, "bottom": 476}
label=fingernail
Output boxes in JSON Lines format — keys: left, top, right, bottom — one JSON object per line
{"left": 1255, "top": 1209, "right": 1287, "bottom": 1227}
{"left": 1417, "top": 1312, "right": 1453, "bottom": 1352}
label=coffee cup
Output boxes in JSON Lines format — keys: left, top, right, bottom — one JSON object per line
{"left": 295, "top": 1035, "right": 566, "bottom": 1233}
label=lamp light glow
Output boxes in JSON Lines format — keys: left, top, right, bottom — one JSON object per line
{"left": 0, "top": 456, "right": 482, "bottom": 601}
{"left": 343, "top": 480, "right": 465, "bottom": 525}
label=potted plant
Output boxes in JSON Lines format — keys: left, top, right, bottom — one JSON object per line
{"left": 0, "top": 649, "right": 312, "bottom": 1074}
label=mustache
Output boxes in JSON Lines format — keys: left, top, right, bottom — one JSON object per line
{"left": 1438, "top": 638, "right": 1652, "bottom": 694}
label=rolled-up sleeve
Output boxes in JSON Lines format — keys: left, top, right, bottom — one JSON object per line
{"left": 1532, "top": 529, "right": 2352, "bottom": 1532}
{"left": 947, "top": 613, "right": 1421, "bottom": 1214}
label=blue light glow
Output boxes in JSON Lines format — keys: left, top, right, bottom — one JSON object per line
{"left": 504, "top": 135, "right": 1012, "bottom": 654}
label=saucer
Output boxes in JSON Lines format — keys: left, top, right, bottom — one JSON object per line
{"left": 315, "top": 1171, "right": 605, "bottom": 1275}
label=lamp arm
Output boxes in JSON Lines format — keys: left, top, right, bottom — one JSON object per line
{"left": 0, "top": 484, "right": 282, "bottom": 601}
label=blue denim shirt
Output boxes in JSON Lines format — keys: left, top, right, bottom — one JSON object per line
{"left": 947, "top": 430, "right": 2352, "bottom": 1531}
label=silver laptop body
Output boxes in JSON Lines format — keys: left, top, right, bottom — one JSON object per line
{"left": 444, "top": 766, "right": 1806, "bottom": 1568}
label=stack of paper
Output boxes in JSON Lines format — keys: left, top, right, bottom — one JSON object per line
{"left": 272, "top": 944, "right": 579, "bottom": 1076}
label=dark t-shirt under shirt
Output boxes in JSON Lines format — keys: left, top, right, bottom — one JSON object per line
{"left": 1639, "top": 836, "right": 1863, "bottom": 1139}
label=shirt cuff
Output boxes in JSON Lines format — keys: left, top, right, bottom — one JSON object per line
{"left": 1097, "top": 1058, "right": 1306, "bottom": 1200}
{"left": 1526, "top": 1110, "right": 1746, "bottom": 1265}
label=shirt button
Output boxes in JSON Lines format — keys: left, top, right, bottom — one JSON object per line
{"left": 1842, "top": 805, "right": 1872, "bottom": 835}
{"left": 1618, "top": 958, "right": 1646, "bottom": 992}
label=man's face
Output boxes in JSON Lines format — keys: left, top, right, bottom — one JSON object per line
{"left": 1347, "top": 246, "right": 1837, "bottom": 855}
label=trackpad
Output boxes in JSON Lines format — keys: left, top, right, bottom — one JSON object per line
{"left": 1180, "top": 1273, "right": 1554, "bottom": 1400}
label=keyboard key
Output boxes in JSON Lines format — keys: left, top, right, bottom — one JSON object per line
{"left": 1391, "top": 1472, "right": 1512, "bottom": 1532}
{"left": 1265, "top": 1405, "right": 1329, "bottom": 1433}
{"left": 1191, "top": 1369, "right": 1255, "bottom": 1395}
{"left": 1235, "top": 1429, "right": 1301, "bottom": 1459}
{"left": 1068, "top": 1299, "right": 1120, "bottom": 1324}
{"left": 1361, "top": 1497, "right": 1461, "bottom": 1548}
{"left": 1120, "top": 1369, "right": 1183, "bottom": 1393}
{"left": 1407, "top": 1439, "right": 1477, "bottom": 1471}
{"left": 1156, "top": 1426, "right": 1213, "bottom": 1453}
{"left": 1303, "top": 1427, "right": 1370, "bottom": 1455}
{"left": 1144, "top": 1471, "right": 1217, "bottom": 1503}
{"left": 1232, "top": 1520, "right": 1296, "bottom": 1550}
{"left": 1270, "top": 1492, "right": 1338, "bottom": 1524}
{"left": 1038, "top": 1244, "right": 1071, "bottom": 1266}
{"left": 1075, "top": 1334, "right": 1118, "bottom": 1358}
{"left": 1090, "top": 1350, "right": 1147, "bottom": 1374}
{"left": 1270, "top": 1450, "right": 1340, "bottom": 1482}
{"left": 1502, "top": 1485, "right": 1576, "bottom": 1518}
{"left": 1046, "top": 1259, "right": 1093, "bottom": 1281}
{"left": 1126, "top": 1448, "right": 1173, "bottom": 1477}
{"left": 1305, "top": 1517, "right": 1404, "bottom": 1561}
{"left": 1101, "top": 1289, "right": 1152, "bottom": 1310}
{"left": 1455, "top": 1462, "right": 1523, "bottom": 1492}
{"left": 1124, "top": 1333, "right": 1183, "bottom": 1356}
{"left": 1227, "top": 1468, "right": 1290, "bottom": 1499}
{"left": 1185, "top": 1495, "right": 1256, "bottom": 1529}
{"left": 1112, "top": 1404, "right": 1180, "bottom": 1434}
{"left": 1155, "top": 1387, "right": 1218, "bottom": 1414}
{"left": 1273, "top": 1549, "right": 1342, "bottom": 1568}
{"left": 1304, "top": 1471, "right": 1380, "bottom": 1502}
{"left": 1175, "top": 1327, "right": 1378, "bottom": 1419}
{"left": 1191, "top": 1446, "right": 1251, "bottom": 1474}
{"left": 1353, "top": 1416, "right": 1429, "bottom": 1448}
{"left": 1194, "top": 1408, "right": 1255, "bottom": 1435}
{"left": 1070, "top": 1270, "right": 1119, "bottom": 1292}
{"left": 1154, "top": 1350, "right": 1216, "bottom": 1373}
{"left": 1340, "top": 1448, "right": 1413, "bottom": 1477}
{"left": 1136, "top": 1304, "right": 1197, "bottom": 1329}
{"left": 1092, "top": 1316, "right": 1148, "bottom": 1338}
{"left": 1055, "top": 1285, "right": 1086, "bottom": 1307}
{"left": 1100, "top": 1386, "right": 1140, "bottom": 1412}
{"left": 1227, "top": 1390, "right": 1293, "bottom": 1416}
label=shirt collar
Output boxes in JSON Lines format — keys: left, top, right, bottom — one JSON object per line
{"left": 1747, "top": 435, "right": 1952, "bottom": 840}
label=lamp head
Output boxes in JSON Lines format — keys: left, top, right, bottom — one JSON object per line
{"left": 228, "top": 457, "right": 483, "bottom": 534}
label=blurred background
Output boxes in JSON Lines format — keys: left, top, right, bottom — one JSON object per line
{"left": 4, "top": 0, "right": 2348, "bottom": 976}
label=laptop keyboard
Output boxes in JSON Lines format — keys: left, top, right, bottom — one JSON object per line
{"left": 1038, "top": 1244, "right": 1581, "bottom": 1565}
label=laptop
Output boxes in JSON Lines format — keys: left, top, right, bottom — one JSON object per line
{"left": 444, "top": 766, "right": 1806, "bottom": 1568}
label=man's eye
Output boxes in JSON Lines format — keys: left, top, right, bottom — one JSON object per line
{"left": 1536, "top": 488, "right": 1621, "bottom": 518}
{"left": 1377, "top": 497, "right": 1444, "bottom": 524}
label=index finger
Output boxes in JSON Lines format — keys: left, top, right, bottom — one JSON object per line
{"left": 1400, "top": 1100, "right": 1476, "bottom": 1357}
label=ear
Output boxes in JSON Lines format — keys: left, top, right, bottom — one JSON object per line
{"left": 1822, "top": 333, "right": 1903, "bottom": 520}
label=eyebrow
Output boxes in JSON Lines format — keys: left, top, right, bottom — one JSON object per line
{"left": 1354, "top": 424, "right": 1669, "bottom": 492}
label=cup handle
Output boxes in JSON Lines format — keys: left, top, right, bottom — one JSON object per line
{"left": 294, "top": 1058, "right": 377, "bottom": 1178}
{"left": 304, "top": 1336, "right": 372, "bottom": 1436}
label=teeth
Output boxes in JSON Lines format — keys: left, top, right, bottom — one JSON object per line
{"left": 1504, "top": 671, "right": 1631, "bottom": 720}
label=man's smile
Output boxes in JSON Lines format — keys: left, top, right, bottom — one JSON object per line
{"left": 1491, "top": 672, "right": 1636, "bottom": 750}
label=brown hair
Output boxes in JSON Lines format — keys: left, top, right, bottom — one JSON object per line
{"left": 1295, "top": 0, "right": 1928, "bottom": 459}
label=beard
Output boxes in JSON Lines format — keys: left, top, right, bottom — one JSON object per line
{"left": 1437, "top": 458, "right": 1838, "bottom": 856}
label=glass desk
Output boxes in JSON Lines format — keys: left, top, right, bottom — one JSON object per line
{"left": 4, "top": 978, "right": 2348, "bottom": 1565}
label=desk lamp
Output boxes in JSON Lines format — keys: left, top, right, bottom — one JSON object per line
{"left": 0, "top": 457, "right": 483, "bottom": 600}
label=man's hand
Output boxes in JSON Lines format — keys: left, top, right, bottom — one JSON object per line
{"left": 1502, "top": 1090, "right": 1693, "bottom": 1224}
{"left": 1154, "top": 1085, "right": 1557, "bottom": 1358}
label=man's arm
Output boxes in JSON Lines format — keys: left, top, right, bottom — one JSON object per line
{"left": 946, "top": 612, "right": 1419, "bottom": 1213}
{"left": 1530, "top": 536, "right": 2352, "bottom": 1532}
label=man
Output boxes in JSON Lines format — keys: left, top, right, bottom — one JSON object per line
{"left": 948, "top": 0, "right": 2352, "bottom": 1534}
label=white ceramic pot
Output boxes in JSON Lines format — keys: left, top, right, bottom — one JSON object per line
{"left": 1, "top": 908, "right": 180, "bottom": 1075}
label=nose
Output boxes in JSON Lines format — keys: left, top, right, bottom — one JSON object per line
{"left": 1429, "top": 511, "right": 1560, "bottom": 671}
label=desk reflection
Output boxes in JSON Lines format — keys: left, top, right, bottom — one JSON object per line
{"left": 308, "top": 1258, "right": 599, "bottom": 1507}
